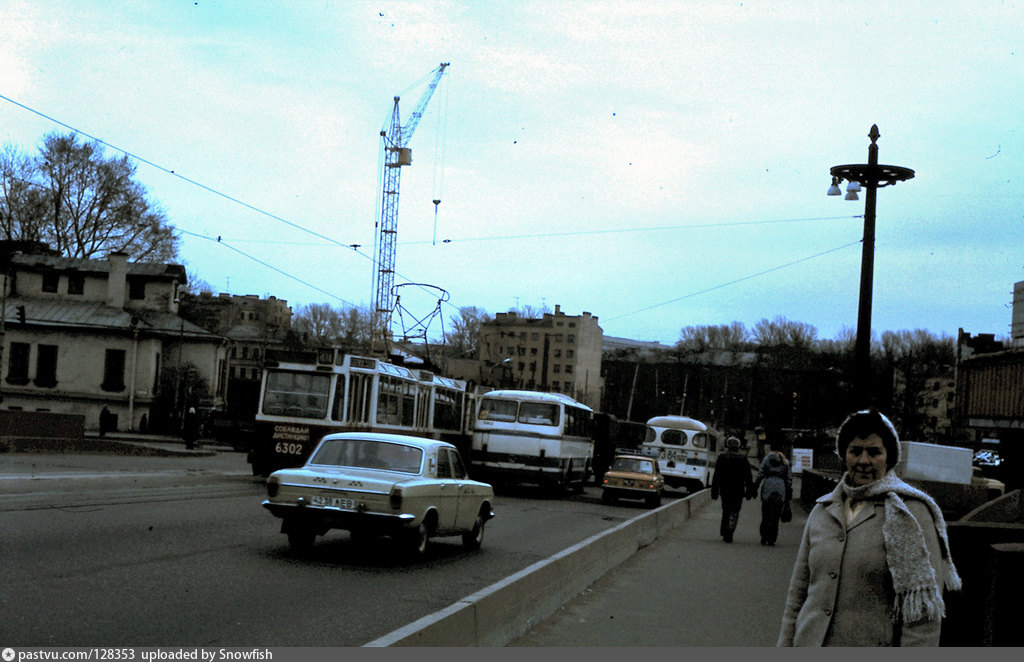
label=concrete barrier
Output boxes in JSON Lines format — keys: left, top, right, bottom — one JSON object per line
{"left": 364, "top": 488, "right": 711, "bottom": 647}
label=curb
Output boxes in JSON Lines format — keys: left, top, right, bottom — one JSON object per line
{"left": 364, "top": 488, "right": 712, "bottom": 647}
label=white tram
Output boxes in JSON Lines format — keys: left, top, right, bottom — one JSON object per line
{"left": 247, "top": 349, "right": 471, "bottom": 476}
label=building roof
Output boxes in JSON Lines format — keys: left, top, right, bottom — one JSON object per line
{"left": 9, "top": 253, "right": 186, "bottom": 282}
{"left": 4, "top": 297, "right": 222, "bottom": 339}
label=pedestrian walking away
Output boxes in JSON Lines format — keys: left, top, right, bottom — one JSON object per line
{"left": 751, "top": 450, "right": 791, "bottom": 546}
{"left": 182, "top": 406, "right": 202, "bottom": 450}
{"left": 777, "top": 408, "right": 962, "bottom": 647}
{"left": 710, "top": 435, "right": 753, "bottom": 543}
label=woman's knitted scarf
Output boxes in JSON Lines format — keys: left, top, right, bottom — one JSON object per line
{"left": 840, "top": 471, "right": 962, "bottom": 624}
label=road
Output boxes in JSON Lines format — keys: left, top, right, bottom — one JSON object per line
{"left": 0, "top": 450, "right": 664, "bottom": 647}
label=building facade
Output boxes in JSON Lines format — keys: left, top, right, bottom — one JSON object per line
{"left": 478, "top": 304, "right": 603, "bottom": 408}
{"left": 1, "top": 245, "right": 228, "bottom": 434}
{"left": 183, "top": 292, "right": 292, "bottom": 421}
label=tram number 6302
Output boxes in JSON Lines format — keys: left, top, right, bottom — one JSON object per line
{"left": 274, "top": 442, "right": 305, "bottom": 455}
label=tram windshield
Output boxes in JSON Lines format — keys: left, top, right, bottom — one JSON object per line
{"left": 262, "top": 370, "right": 331, "bottom": 418}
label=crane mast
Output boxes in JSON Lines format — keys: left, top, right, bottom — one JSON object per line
{"left": 371, "top": 62, "right": 449, "bottom": 357}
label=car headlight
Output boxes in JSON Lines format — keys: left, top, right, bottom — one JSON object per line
{"left": 267, "top": 476, "right": 280, "bottom": 498}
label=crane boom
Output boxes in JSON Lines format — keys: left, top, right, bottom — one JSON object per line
{"left": 371, "top": 62, "right": 449, "bottom": 357}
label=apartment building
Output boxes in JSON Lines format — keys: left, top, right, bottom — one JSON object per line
{"left": 478, "top": 304, "right": 603, "bottom": 408}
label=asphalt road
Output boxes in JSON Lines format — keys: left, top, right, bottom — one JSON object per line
{"left": 0, "top": 450, "right": 661, "bottom": 647}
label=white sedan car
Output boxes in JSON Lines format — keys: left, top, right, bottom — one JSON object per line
{"left": 262, "top": 432, "right": 495, "bottom": 557}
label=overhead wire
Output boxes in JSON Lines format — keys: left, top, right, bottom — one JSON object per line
{"left": 2, "top": 92, "right": 868, "bottom": 329}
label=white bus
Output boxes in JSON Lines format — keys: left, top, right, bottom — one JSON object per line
{"left": 470, "top": 390, "right": 594, "bottom": 491}
{"left": 641, "top": 415, "right": 720, "bottom": 494}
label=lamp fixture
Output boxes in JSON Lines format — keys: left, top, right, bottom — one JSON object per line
{"left": 827, "top": 177, "right": 842, "bottom": 196}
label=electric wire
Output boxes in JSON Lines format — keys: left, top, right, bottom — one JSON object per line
{"left": 2, "top": 93, "right": 867, "bottom": 332}
{"left": 605, "top": 240, "right": 863, "bottom": 322}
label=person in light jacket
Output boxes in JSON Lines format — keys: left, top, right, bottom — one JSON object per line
{"left": 777, "top": 408, "right": 961, "bottom": 647}
{"left": 752, "top": 451, "right": 791, "bottom": 546}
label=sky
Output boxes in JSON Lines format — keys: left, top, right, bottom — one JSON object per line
{"left": 0, "top": 0, "right": 1021, "bottom": 346}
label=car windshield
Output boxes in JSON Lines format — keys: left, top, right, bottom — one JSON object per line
{"left": 309, "top": 438, "right": 423, "bottom": 474}
{"left": 611, "top": 457, "right": 654, "bottom": 474}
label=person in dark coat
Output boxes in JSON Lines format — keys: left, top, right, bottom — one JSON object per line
{"left": 182, "top": 407, "right": 202, "bottom": 450}
{"left": 711, "top": 436, "right": 753, "bottom": 543}
{"left": 752, "top": 450, "right": 792, "bottom": 546}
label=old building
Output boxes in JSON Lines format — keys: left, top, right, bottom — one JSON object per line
{"left": 477, "top": 304, "right": 603, "bottom": 408}
{"left": 1, "top": 244, "right": 228, "bottom": 434}
{"left": 183, "top": 292, "right": 292, "bottom": 421}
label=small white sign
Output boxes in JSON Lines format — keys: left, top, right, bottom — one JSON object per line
{"left": 791, "top": 448, "right": 813, "bottom": 474}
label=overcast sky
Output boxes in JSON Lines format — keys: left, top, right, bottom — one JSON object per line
{"left": 1, "top": 0, "right": 1020, "bottom": 346}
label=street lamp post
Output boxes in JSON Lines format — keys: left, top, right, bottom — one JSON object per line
{"left": 828, "top": 125, "right": 914, "bottom": 407}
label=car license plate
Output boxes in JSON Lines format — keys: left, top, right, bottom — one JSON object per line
{"left": 312, "top": 495, "right": 355, "bottom": 509}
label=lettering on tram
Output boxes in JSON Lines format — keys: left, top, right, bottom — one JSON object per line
{"left": 247, "top": 349, "right": 473, "bottom": 477}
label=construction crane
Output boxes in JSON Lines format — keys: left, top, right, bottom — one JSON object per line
{"left": 371, "top": 62, "right": 449, "bottom": 357}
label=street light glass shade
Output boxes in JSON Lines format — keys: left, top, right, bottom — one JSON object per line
{"left": 845, "top": 190, "right": 859, "bottom": 200}
{"left": 827, "top": 181, "right": 842, "bottom": 196}
{"left": 847, "top": 180, "right": 861, "bottom": 193}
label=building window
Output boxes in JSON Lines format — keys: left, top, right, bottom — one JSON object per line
{"left": 554, "top": 349, "right": 562, "bottom": 358}
{"left": 102, "top": 349, "right": 126, "bottom": 392}
{"left": 568, "top": 334, "right": 575, "bottom": 343}
{"left": 129, "top": 279, "right": 146, "bottom": 300}
{"left": 34, "top": 344, "right": 58, "bottom": 387}
{"left": 567, "top": 349, "right": 575, "bottom": 358}
{"left": 553, "top": 364, "right": 561, "bottom": 373}
{"left": 565, "top": 364, "right": 574, "bottom": 374}
{"left": 555, "top": 334, "right": 563, "bottom": 342}
{"left": 6, "top": 342, "right": 30, "bottom": 385}
{"left": 68, "top": 274, "right": 85, "bottom": 295}
{"left": 531, "top": 333, "right": 538, "bottom": 341}
{"left": 42, "top": 273, "right": 59, "bottom": 293}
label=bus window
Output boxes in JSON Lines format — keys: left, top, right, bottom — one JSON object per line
{"left": 662, "top": 429, "right": 686, "bottom": 446}
{"left": 644, "top": 427, "right": 657, "bottom": 444}
{"left": 479, "top": 398, "right": 517, "bottom": 422}
{"left": 692, "top": 432, "right": 708, "bottom": 449}
{"left": 519, "top": 402, "right": 558, "bottom": 426}
{"left": 262, "top": 371, "right": 330, "bottom": 418}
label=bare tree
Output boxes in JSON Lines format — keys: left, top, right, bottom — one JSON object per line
{"left": 0, "top": 132, "right": 178, "bottom": 262}
{"left": 445, "top": 306, "right": 491, "bottom": 359}
{"left": 292, "top": 303, "right": 345, "bottom": 347}
{"left": 752, "top": 316, "right": 818, "bottom": 348}
{"left": 677, "top": 322, "right": 750, "bottom": 352}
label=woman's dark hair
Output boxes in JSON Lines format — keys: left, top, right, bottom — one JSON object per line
{"left": 836, "top": 408, "right": 900, "bottom": 469}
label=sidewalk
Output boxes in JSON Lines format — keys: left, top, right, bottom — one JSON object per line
{"left": 510, "top": 483, "right": 807, "bottom": 647}
{"left": 2, "top": 430, "right": 236, "bottom": 457}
